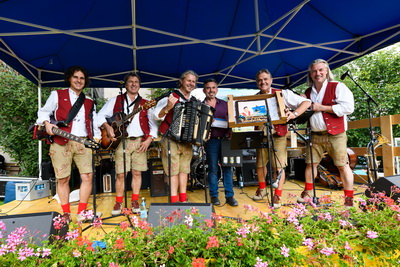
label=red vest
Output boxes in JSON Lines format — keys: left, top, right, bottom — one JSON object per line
{"left": 113, "top": 94, "right": 151, "bottom": 141}
{"left": 159, "top": 91, "right": 181, "bottom": 135}
{"left": 53, "top": 89, "right": 94, "bottom": 145}
{"left": 305, "top": 82, "right": 345, "bottom": 135}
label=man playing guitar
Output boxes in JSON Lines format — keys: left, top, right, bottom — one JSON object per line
{"left": 36, "top": 65, "right": 101, "bottom": 223}
{"left": 97, "top": 73, "right": 158, "bottom": 215}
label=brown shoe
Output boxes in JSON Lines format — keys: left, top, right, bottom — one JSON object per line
{"left": 344, "top": 196, "right": 354, "bottom": 207}
{"left": 297, "top": 190, "right": 312, "bottom": 203}
{"left": 63, "top": 212, "right": 72, "bottom": 224}
{"left": 111, "top": 202, "right": 122, "bottom": 216}
{"left": 273, "top": 195, "right": 281, "bottom": 209}
{"left": 131, "top": 200, "right": 140, "bottom": 213}
{"left": 253, "top": 188, "right": 268, "bottom": 200}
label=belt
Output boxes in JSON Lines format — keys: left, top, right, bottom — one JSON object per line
{"left": 312, "top": 131, "right": 328, "bottom": 135}
{"left": 210, "top": 137, "right": 223, "bottom": 140}
{"left": 128, "top": 136, "right": 143, "bottom": 140}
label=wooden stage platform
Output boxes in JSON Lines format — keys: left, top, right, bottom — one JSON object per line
{"left": 0, "top": 178, "right": 368, "bottom": 238}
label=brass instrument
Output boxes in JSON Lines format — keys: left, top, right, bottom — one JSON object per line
{"left": 365, "top": 132, "right": 391, "bottom": 183}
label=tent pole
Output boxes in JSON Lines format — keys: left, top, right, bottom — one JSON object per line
{"left": 38, "top": 70, "right": 42, "bottom": 180}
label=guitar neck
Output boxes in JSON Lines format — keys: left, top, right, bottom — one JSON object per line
{"left": 124, "top": 106, "right": 143, "bottom": 122}
{"left": 52, "top": 128, "right": 86, "bottom": 144}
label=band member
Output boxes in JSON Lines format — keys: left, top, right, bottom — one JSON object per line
{"left": 298, "top": 59, "right": 355, "bottom": 207}
{"left": 254, "top": 69, "right": 311, "bottom": 208}
{"left": 97, "top": 73, "right": 158, "bottom": 215}
{"left": 203, "top": 78, "right": 238, "bottom": 206}
{"left": 36, "top": 65, "right": 101, "bottom": 223}
{"left": 154, "top": 70, "right": 198, "bottom": 203}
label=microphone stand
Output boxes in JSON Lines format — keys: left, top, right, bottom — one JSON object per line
{"left": 263, "top": 102, "right": 277, "bottom": 207}
{"left": 343, "top": 73, "right": 379, "bottom": 183}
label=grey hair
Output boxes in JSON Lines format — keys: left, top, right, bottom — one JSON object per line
{"left": 177, "top": 70, "right": 198, "bottom": 88}
{"left": 255, "top": 69, "right": 272, "bottom": 81}
{"left": 306, "top": 59, "right": 335, "bottom": 87}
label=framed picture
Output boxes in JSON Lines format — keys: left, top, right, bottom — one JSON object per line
{"left": 227, "top": 92, "right": 286, "bottom": 128}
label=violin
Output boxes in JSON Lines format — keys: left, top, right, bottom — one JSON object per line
{"left": 317, "top": 148, "right": 357, "bottom": 190}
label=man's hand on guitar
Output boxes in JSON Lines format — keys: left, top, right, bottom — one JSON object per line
{"left": 44, "top": 120, "right": 57, "bottom": 136}
{"left": 102, "top": 123, "right": 117, "bottom": 142}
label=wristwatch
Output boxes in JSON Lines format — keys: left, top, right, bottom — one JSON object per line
{"left": 293, "top": 111, "right": 299, "bottom": 117}
{"left": 164, "top": 107, "right": 169, "bottom": 114}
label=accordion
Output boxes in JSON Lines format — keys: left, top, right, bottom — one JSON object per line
{"left": 169, "top": 101, "right": 213, "bottom": 146}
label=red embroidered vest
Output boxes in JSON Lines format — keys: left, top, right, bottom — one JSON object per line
{"left": 305, "top": 82, "right": 345, "bottom": 135}
{"left": 53, "top": 89, "right": 94, "bottom": 145}
{"left": 113, "top": 94, "right": 151, "bottom": 141}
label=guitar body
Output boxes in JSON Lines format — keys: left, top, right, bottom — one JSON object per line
{"left": 100, "top": 114, "right": 128, "bottom": 150}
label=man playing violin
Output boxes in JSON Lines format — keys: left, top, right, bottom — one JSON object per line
{"left": 97, "top": 73, "right": 158, "bottom": 215}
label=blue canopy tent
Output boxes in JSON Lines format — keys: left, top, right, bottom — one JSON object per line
{"left": 0, "top": 0, "right": 399, "bottom": 89}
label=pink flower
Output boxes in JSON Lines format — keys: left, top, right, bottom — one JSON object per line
{"left": 119, "top": 221, "right": 130, "bottom": 231}
{"left": 184, "top": 215, "right": 193, "bottom": 227}
{"left": 109, "top": 263, "right": 120, "bottom": 267}
{"left": 41, "top": 248, "right": 51, "bottom": 257}
{"left": 0, "top": 221, "right": 6, "bottom": 230}
{"left": 320, "top": 247, "right": 335, "bottom": 256}
{"left": 73, "top": 250, "right": 81, "bottom": 257}
{"left": 168, "top": 246, "right": 174, "bottom": 254}
{"left": 296, "top": 224, "right": 304, "bottom": 233}
{"left": 191, "top": 207, "right": 198, "bottom": 214}
{"left": 244, "top": 204, "right": 258, "bottom": 212}
{"left": 92, "top": 217, "right": 103, "bottom": 228}
{"left": 204, "top": 219, "right": 214, "bottom": 228}
{"left": 302, "top": 238, "right": 314, "bottom": 250}
{"left": 206, "top": 236, "right": 220, "bottom": 249}
{"left": 367, "top": 231, "right": 379, "bottom": 239}
{"left": 236, "top": 225, "right": 250, "bottom": 238}
{"left": 344, "top": 241, "right": 352, "bottom": 250}
{"left": 65, "top": 229, "right": 79, "bottom": 241}
{"left": 280, "top": 244, "right": 290, "bottom": 257}
{"left": 254, "top": 257, "right": 269, "bottom": 267}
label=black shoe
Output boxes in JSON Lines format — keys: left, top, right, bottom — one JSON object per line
{"left": 211, "top": 197, "right": 220, "bottom": 205}
{"left": 226, "top": 197, "right": 239, "bottom": 207}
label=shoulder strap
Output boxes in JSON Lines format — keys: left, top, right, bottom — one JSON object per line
{"left": 65, "top": 92, "right": 86, "bottom": 125}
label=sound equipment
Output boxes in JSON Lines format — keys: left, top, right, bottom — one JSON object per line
{"left": 365, "top": 175, "right": 400, "bottom": 201}
{"left": 147, "top": 203, "right": 215, "bottom": 228}
{"left": 221, "top": 140, "right": 242, "bottom": 167}
{"left": 236, "top": 160, "right": 258, "bottom": 186}
{"left": 0, "top": 212, "right": 68, "bottom": 245}
{"left": 287, "top": 158, "right": 306, "bottom": 181}
{"left": 148, "top": 158, "right": 168, "bottom": 197}
{"left": 170, "top": 101, "right": 213, "bottom": 146}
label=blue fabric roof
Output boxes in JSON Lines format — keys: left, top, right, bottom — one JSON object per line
{"left": 0, "top": 0, "right": 399, "bottom": 89}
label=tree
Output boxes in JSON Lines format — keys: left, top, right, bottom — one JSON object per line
{"left": 0, "top": 62, "right": 51, "bottom": 175}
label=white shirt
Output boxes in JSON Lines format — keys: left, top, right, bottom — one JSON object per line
{"left": 97, "top": 94, "right": 158, "bottom": 138}
{"left": 308, "top": 80, "right": 354, "bottom": 132}
{"left": 37, "top": 89, "right": 101, "bottom": 138}
{"left": 153, "top": 90, "right": 195, "bottom": 121}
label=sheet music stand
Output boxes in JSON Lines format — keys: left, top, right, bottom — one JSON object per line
{"left": 230, "top": 131, "right": 265, "bottom": 150}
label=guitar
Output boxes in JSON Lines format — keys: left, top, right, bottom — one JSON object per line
{"left": 34, "top": 125, "right": 100, "bottom": 150}
{"left": 100, "top": 96, "right": 162, "bottom": 150}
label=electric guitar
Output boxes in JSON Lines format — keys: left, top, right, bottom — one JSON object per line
{"left": 100, "top": 98, "right": 159, "bottom": 150}
{"left": 34, "top": 125, "right": 100, "bottom": 150}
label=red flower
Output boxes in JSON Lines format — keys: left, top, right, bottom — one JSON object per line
{"left": 113, "top": 238, "right": 125, "bottom": 250}
{"left": 206, "top": 235, "right": 220, "bottom": 249}
{"left": 168, "top": 245, "right": 174, "bottom": 254}
{"left": 192, "top": 258, "right": 206, "bottom": 267}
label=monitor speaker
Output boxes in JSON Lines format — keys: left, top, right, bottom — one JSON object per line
{"left": 365, "top": 175, "right": 400, "bottom": 201}
{"left": 0, "top": 212, "right": 68, "bottom": 245}
{"left": 147, "top": 203, "right": 215, "bottom": 228}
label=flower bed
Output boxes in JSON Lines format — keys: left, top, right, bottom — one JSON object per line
{"left": 0, "top": 189, "right": 400, "bottom": 266}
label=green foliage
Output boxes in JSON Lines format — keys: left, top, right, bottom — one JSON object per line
{"left": 0, "top": 64, "right": 51, "bottom": 176}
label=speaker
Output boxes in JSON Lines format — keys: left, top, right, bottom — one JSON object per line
{"left": 147, "top": 203, "right": 215, "bottom": 228}
{"left": 0, "top": 212, "right": 68, "bottom": 245}
{"left": 237, "top": 160, "right": 258, "bottom": 186}
{"left": 149, "top": 158, "right": 168, "bottom": 197}
{"left": 287, "top": 158, "right": 306, "bottom": 181}
{"left": 41, "top": 161, "right": 55, "bottom": 180}
{"left": 365, "top": 175, "right": 400, "bottom": 201}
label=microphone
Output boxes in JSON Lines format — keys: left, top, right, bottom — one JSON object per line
{"left": 272, "top": 170, "right": 283, "bottom": 188}
{"left": 340, "top": 70, "right": 350, "bottom": 80}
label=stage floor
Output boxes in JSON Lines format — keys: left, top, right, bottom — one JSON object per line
{"left": 0, "top": 179, "right": 367, "bottom": 238}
